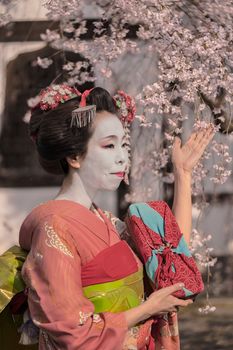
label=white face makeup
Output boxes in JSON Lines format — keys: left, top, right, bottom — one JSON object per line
{"left": 78, "top": 111, "right": 129, "bottom": 192}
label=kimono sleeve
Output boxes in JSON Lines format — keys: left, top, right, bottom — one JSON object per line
{"left": 21, "top": 214, "right": 128, "bottom": 350}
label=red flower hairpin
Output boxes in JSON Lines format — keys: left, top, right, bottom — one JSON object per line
{"left": 35, "top": 84, "right": 81, "bottom": 111}
{"left": 113, "top": 90, "right": 136, "bottom": 124}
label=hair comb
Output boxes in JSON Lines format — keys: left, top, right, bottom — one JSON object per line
{"left": 71, "top": 105, "right": 96, "bottom": 128}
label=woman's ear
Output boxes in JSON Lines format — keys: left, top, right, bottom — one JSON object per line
{"left": 66, "top": 155, "right": 81, "bottom": 169}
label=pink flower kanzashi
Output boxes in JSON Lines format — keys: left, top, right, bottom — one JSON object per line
{"left": 36, "top": 84, "right": 81, "bottom": 111}
{"left": 114, "top": 90, "right": 136, "bottom": 124}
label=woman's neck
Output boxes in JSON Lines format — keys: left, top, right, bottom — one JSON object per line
{"left": 54, "top": 170, "right": 97, "bottom": 209}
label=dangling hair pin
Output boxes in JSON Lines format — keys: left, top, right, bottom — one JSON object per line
{"left": 113, "top": 90, "right": 136, "bottom": 186}
{"left": 71, "top": 105, "right": 96, "bottom": 128}
{"left": 70, "top": 88, "right": 95, "bottom": 128}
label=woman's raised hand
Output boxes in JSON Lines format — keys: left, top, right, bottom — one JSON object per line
{"left": 142, "top": 283, "right": 193, "bottom": 318}
{"left": 171, "top": 125, "right": 215, "bottom": 175}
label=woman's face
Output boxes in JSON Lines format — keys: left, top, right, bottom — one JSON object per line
{"left": 78, "top": 111, "right": 129, "bottom": 192}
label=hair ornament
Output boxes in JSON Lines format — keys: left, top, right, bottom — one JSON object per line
{"left": 113, "top": 90, "right": 135, "bottom": 186}
{"left": 113, "top": 90, "right": 136, "bottom": 124}
{"left": 71, "top": 105, "right": 96, "bottom": 128}
{"left": 35, "top": 84, "right": 81, "bottom": 111}
{"left": 80, "top": 88, "right": 94, "bottom": 107}
{"left": 70, "top": 88, "right": 96, "bottom": 128}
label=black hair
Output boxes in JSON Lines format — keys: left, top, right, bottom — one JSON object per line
{"left": 29, "top": 87, "right": 118, "bottom": 175}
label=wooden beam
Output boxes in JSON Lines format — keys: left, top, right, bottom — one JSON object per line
{"left": 0, "top": 20, "right": 139, "bottom": 42}
{"left": 0, "top": 21, "right": 59, "bottom": 42}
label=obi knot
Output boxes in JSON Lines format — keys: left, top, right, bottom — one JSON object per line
{"left": 157, "top": 245, "right": 175, "bottom": 283}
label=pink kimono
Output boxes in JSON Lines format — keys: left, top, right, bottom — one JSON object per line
{"left": 19, "top": 200, "right": 152, "bottom": 350}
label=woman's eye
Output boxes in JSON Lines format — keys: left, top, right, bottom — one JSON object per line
{"left": 103, "top": 144, "right": 115, "bottom": 149}
{"left": 122, "top": 142, "right": 129, "bottom": 148}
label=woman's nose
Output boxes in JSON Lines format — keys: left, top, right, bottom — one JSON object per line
{"left": 115, "top": 147, "right": 128, "bottom": 165}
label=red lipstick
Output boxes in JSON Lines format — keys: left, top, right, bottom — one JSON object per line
{"left": 113, "top": 172, "right": 125, "bottom": 178}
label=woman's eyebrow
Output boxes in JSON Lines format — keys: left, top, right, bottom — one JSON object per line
{"left": 100, "top": 135, "right": 126, "bottom": 141}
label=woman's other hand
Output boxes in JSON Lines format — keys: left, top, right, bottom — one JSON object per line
{"left": 142, "top": 283, "right": 193, "bottom": 318}
{"left": 172, "top": 125, "right": 215, "bottom": 175}
{"left": 124, "top": 283, "right": 192, "bottom": 328}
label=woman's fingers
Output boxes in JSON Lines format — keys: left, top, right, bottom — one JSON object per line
{"left": 146, "top": 284, "right": 193, "bottom": 316}
{"left": 189, "top": 130, "right": 208, "bottom": 147}
{"left": 196, "top": 130, "right": 215, "bottom": 153}
{"left": 173, "top": 137, "right": 182, "bottom": 149}
{"left": 184, "top": 127, "right": 214, "bottom": 157}
{"left": 183, "top": 131, "right": 207, "bottom": 153}
{"left": 186, "top": 132, "right": 198, "bottom": 144}
{"left": 187, "top": 125, "right": 214, "bottom": 147}
{"left": 160, "top": 284, "right": 194, "bottom": 307}
{"left": 158, "top": 283, "right": 184, "bottom": 297}
{"left": 177, "top": 298, "right": 193, "bottom": 307}
{"left": 173, "top": 125, "right": 215, "bottom": 158}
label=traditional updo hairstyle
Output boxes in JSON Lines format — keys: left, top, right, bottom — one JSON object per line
{"left": 29, "top": 87, "right": 118, "bottom": 175}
